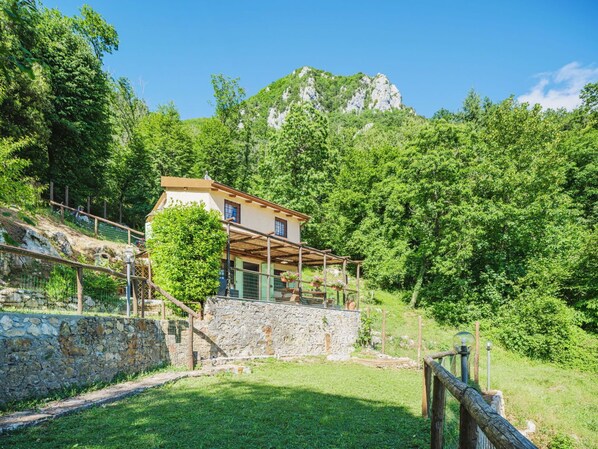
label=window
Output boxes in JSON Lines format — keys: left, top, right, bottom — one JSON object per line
{"left": 224, "top": 200, "right": 241, "bottom": 223}
{"left": 275, "top": 217, "right": 288, "bottom": 237}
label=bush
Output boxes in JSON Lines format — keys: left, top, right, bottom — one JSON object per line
{"left": 45, "top": 265, "right": 74, "bottom": 303}
{"left": 357, "top": 313, "right": 373, "bottom": 347}
{"left": 146, "top": 202, "right": 227, "bottom": 314}
{"left": 496, "top": 291, "right": 577, "bottom": 362}
{"left": 45, "top": 265, "right": 121, "bottom": 306}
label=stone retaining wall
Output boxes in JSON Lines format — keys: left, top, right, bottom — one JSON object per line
{"left": 0, "top": 298, "right": 360, "bottom": 405}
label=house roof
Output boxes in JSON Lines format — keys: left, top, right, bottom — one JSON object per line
{"left": 159, "top": 176, "right": 311, "bottom": 221}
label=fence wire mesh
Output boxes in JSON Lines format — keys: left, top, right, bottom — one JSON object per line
{"left": 49, "top": 206, "right": 144, "bottom": 247}
{"left": 0, "top": 250, "right": 131, "bottom": 317}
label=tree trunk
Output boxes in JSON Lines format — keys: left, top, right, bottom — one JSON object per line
{"left": 410, "top": 259, "right": 425, "bottom": 308}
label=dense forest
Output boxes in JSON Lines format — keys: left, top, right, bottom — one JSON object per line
{"left": 1, "top": 1, "right": 596, "bottom": 368}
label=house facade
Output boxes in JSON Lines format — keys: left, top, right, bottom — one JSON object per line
{"left": 147, "top": 176, "right": 360, "bottom": 308}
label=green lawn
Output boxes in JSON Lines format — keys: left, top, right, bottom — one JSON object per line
{"left": 0, "top": 361, "right": 429, "bottom": 449}
{"left": 361, "top": 289, "right": 598, "bottom": 449}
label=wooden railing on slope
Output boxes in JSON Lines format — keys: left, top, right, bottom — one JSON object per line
{"left": 49, "top": 200, "right": 144, "bottom": 244}
{"left": 0, "top": 244, "right": 197, "bottom": 370}
{"left": 423, "top": 351, "right": 537, "bottom": 449}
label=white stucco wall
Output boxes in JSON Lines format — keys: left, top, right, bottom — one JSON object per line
{"left": 163, "top": 188, "right": 302, "bottom": 243}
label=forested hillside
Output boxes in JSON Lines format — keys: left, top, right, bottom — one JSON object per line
{"left": 1, "top": 0, "right": 596, "bottom": 369}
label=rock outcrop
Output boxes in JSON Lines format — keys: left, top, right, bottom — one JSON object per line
{"left": 245, "top": 66, "right": 403, "bottom": 129}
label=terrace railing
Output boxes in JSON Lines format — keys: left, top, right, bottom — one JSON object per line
{"left": 222, "top": 266, "right": 359, "bottom": 310}
{"left": 422, "top": 350, "right": 537, "bottom": 449}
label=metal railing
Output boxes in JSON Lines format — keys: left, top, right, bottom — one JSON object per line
{"left": 220, "top": 267, "right": 359, "bottom": 310}
{"left": 422, "top": 350, "right": 537, "bottom": 449}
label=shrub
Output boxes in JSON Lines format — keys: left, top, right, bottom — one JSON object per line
{"left": 45, "top": 265, "right": 121, "bottom": 306}
{"left": 146, "top": 202, "right": 227, "bottom": 315}
{"left": 496, "top": 291, "right": 577, "bottom": 363}
{"left": 45, "top": 265, "right": 74, "bottom": 303}
{"left": 357, "top": 313, "right": 373, "bottom": 347}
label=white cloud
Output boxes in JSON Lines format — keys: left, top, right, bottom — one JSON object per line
{"left": 518, "top": 62, "right": 598, "bottom": 111}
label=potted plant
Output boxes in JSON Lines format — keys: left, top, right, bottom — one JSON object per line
{"left": 280, "top": 271, "right": 299, "bottom": 284}
{"left": 330, "top": 279, "right": 345, "bottom": 292}
{"left": 310, "top": 274, "right": 324, "bottom": 289}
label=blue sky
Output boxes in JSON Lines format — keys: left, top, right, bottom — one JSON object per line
{"left": 45, "top": 0, "right": 598, "bottom": 119}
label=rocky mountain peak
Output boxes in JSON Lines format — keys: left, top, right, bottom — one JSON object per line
{"left": 247, "top": 67, "right": 403, "bottom": 129}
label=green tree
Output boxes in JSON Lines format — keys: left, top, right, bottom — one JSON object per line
{"left": 211, "top": 73, "right": 245, "bottom": 131}
{"left": 146, "top": 203, "right": 227, "bottom": 314}
{"left": 0, "top": 137, "right": 39, "bottom": 208}
{"left": 36, "top": 7, "right": 114, "bottom": 204}
{"left": 257, "top": 102, "right": 337, "bottom": 244}
{"left": 136, "top": 103, "right": 193, "bottom": 185}
{"left": 189, "top": 117, "right": 240, "bottom": 186}
{"left": 72, "top": 4, "right": 118, "bottom": 60}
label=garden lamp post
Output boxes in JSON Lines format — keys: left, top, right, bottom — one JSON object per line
{"left": 453, "top": 331, "right": 474, "bottom": 384}
{"left": 486, "top": 341, "right": 492, "bottom": 391}
{"left": 124, "top": 247, "right": 135, "bottom": 318}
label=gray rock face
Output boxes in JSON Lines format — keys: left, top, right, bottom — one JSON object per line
{"left": 368, "top": 73, "right": 402, "bottom": 111}
{"left": 267, "top": 106, "right": 290, "bottom": 129}
{"left": 20, "top": 229, "right": 60, "bottom": 257}
{"left": 262, "top": 68, "right": 402, "bottom": 128}
{"left": 51, "top": 232, "right": 73, "bottom": 256}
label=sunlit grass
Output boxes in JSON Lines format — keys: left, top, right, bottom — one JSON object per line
{"left": 361, "top": 288, "right": 598, "bottom": 449}
{"left": 1, "top": 360, "right": 429, "bottom": 449}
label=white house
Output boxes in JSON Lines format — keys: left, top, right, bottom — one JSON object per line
{"left": 147, "top": 176, "right": 360, "bottom": 307}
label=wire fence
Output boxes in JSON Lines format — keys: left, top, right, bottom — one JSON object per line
{"left": 49, "top": 202, "right": 144, "bottom": 248}
{"left": 0, "top": 250, "right": 127, "bottom": 316}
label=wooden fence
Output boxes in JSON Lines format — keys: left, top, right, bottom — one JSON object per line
{"left": 422, "top": 350, "right": 537, "bottom": 449}
{"left": 49, "top": 200, "right": 144, "bottom": 245}
{"left": 0, "top": 243, "right": 196, "bottom": 370}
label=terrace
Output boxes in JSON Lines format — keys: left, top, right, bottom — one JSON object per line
{"left": 219, "top": 219, "right": 362, "bottom": 310}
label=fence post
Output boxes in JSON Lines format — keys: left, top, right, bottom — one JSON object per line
{"left": 187, "top": 314, "right": 194, "bottom": 370}
{"left": 140, "top": 279, "right": 145, "bottom": 318}
{"left": 127, "top": 229, "right": 131, "bottom": 245}
{"left": 94, "top": 217, "right": 98, "bottom": 237}
{"left": 381, "top": 309, "right": 387, "bottom": 354}
{"left": 422, "top": 362, "right": 432, "bottom": 417}
{"left": 161, "top": 300, "right": 166, "bottom": 320}
{"left": 431, "top": 373, "right": 446, "bottom": 449}
{"left": 459, "top": 405, "right": 478, "bottom": 449}
{"left": 132, "top": 279, "right": 138, "bottom": 316}
{"left": 475, "top": 321, "right": 480, "bottom": 384}
{"left": 417, "top": 315, "right": 423, "bottom": 368}
{"left": 76, "top": 267, "right": 83, "bottom": 314}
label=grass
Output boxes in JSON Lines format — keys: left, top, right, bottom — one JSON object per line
{"left": 0, "top": 360, "right": 429, "bottom": 449}
{"left": 360, "top": 288, "right": 598, "bottom": 449}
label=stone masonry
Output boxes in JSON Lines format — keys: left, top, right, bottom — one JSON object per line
{"left": 0, "top": 298, "right": 360, "bottom": 405}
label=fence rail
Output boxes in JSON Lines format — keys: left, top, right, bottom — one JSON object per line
{"left": 1, "top": 243, "right": 197, "bottom": 369}
{"left": 223, "top": 266, "right": 359, "bottom": 310}
{"left": 49, "top": 200, "right": 144, "bottom": 246}
{"left": 423, "top": 351, "right": 537, "bottom": 449}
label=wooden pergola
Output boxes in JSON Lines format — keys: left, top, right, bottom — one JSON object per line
{"left": 223, "top": 219, "right": 362, "bottom": 307}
